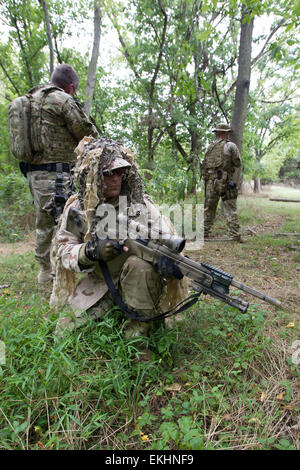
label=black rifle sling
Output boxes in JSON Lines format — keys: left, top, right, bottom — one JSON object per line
{"left": 54, "top": 163, "right": 66, "bottom": 222}
{"left": 54, "top": 164, "right": 75, "bottom": 223}
{"left": 98, "top": 259, "right": 201, "bottom": 323}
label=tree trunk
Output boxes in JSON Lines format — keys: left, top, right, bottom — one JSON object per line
{"left": 40, "top": 0, "right": 54, "bottom": 76}
{"left": 253, "top": 177, "right": 261, "bottom": 193}
{"left": 84, "top": 0, "right": 102, "bottom": 116}
{"left": 189, "top": 132, "right": 201, "bottom": 195}
{"left": 231, "top": 7, "right": 254, "bottom": 153}
{"left": 147, "top": 0, "right": 168, "bottom": 169}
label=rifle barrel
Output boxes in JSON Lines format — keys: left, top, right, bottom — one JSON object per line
{"left": 138, "top": 240, "right": 282, "bottom": 307}
{"left": 231, "top": 279, "right": 281, "bottom": 307}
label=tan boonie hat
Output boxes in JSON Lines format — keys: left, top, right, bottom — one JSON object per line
{"left": 103, "top": 157, "right": 132, "bottom": 173}
{"left": 212, "top": 122, "right": 232, "bottom": 132}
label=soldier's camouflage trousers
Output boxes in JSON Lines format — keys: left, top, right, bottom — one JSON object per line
{"left": 27, "top": 170, "right": 73, "bottom": 270}
{"left": 55, "top": 255, "right": 166, "bottom": 338}
{"left": 204, "top": 178, "right": 240, "bottom": 238}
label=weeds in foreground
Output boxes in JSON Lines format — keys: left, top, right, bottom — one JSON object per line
{"left": 0, "top": 185, "right": 299, "bottom": 450}
{"left": 0, "top": 253, "right": 298, "bottom": 450}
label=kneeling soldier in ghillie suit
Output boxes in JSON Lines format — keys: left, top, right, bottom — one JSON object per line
{"left": 200, "top": 123, "right": 244, "bottom": 242}
{"left": 50, "top": 136, "right": 188, "bottom": 340}
{"left": 25, "top": 64, "right": 98, "bottom": 283}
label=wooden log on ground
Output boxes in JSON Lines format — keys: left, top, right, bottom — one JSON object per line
{"left": 205, "top": 238, "right": 234, "bottom": 242}
{"left": 269, "top": 198, "right": 300, "bottom": 202}
{"left": 204, "top": 237, "right": 249, "bottom": 242}
{"left": 275, "top": 233, "right": 300, "bottom": 237}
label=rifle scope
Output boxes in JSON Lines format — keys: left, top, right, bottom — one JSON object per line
{"left": 118, "top": 214, "right": 186, "bottom": 253}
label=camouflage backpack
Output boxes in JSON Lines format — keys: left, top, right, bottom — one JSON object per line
{"left": 8, "top": 92, "right": 35, "bottom": 162}
{"left": 8, "top": 85, "right": 59, "bottom": 162}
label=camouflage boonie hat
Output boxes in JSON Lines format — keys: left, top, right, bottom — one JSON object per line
{"left": 103, "top": 157, "right": 131, "bottom": 174}
{"left": 212, "top": 123, "right": 232, "bottom": 132}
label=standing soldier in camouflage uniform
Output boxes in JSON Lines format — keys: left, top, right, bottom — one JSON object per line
{"left": 200, "top": 123, "right": 244, "bottom": 242}
{"left": 50, "top": 136, "right": 187, "bottom": 340}
{"left": 25, "top": 64, "right": 98, "bottom": 283}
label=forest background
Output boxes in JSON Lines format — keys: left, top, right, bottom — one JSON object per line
{"left": 0, "top": 0, "right": 299, "bottom": 452}
{"left": 0, "top": 0, "right": 299, "bottom": 203}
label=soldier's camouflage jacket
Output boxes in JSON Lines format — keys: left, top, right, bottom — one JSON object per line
{"left": 54, "top": 197, "right": 181, "bottom": 315}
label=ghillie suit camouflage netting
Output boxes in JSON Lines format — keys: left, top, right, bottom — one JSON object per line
{"left": 50, "top": 136, "right": 189, "bottom": 317}
{"left": 73, "top": 135, "right": 144, "bottom": 241}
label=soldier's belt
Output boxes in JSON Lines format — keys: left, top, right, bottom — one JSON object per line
{"left": 206, "top": 169, "right": 229, "bottom": 181}
{"left": 206, "top": 169, "right": 220, "bottom": 178}
{"left": 26, "top": 162, "right": 71, "bottom": 173}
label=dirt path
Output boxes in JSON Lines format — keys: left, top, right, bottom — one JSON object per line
{"left": 0, "top": 239, "right": 35, "bottom": 256}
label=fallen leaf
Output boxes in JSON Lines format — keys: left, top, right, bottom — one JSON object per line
{"left": 223, "top": 414, "right": 232, "bottom": 422}
{"left": 165, "top": 383, "right": 182, "bottom": 392}
{"left": 38, "top": 441, "right": 45, "bottom": 450}
{"left": 286, "top": 322, "right": 295, "bottom": 328}
{"left": 276, "top": 392, "right": 286, "bottom": 401}
{"left": 260, "top": 391, "right": 266, "bottom": 403}
{"left": 281, "top": 405, "right": 294, "bottom": 410}
{"left": 249, "top": 418, "right": 260, "bottom": 424}
{"left": 140, "top": 433, "right": 149, "bottom": 442}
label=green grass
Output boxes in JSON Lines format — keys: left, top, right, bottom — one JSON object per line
{"left": 0, "top": 252, "right": 299, "bottom": 450}
{"left": 0, "top": 184, "right": 299, "bottom": 450}
{"left": 264, "top": 185, "right": 300, "bottom": 199}
{"left": 240, "top": 185, "right": 300, "bottom": 227}
{"left": 209, "top": 184, "right": 300, "bottom": 237}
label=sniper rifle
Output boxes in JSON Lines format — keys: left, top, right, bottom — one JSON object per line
{"left": 68, "top": 208, "right": 281, "bottom": 321}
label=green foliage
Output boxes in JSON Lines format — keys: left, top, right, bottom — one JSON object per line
{"left": 0, "top": 1, "right": 48, "bottom": 92}
{"left": 142, "top": 166, "right": 191, "bottom": 203}
{"left": 0, "top": 171, "right": 34, "bottom": 241}
{"left": 279, "top": 156, "right": 300, "bottom": 183}
{"left": 0, "top": 101, "right": 11, "bottom": 166}
{"left": 0, "top": 0, "right": 300, "bottom": 183}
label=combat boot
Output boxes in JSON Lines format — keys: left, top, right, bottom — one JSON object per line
{"left": 204, "top": 231, "right": 211, "bottom": 240}
{"left": 37, "top": 265, "right": 53, "bottom": 283}
{"left": 232, "top": 235, "right": 246, "bottom": 243}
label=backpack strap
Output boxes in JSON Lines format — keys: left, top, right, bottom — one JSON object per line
{"left": 39, "top": 87, "right": 62, "bottom": 142}
{"left": 25, "top": 92, "right": 34, "bottom": 158}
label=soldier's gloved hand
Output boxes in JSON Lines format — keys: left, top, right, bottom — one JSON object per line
{"left": 85, "top": 237, "right": 123, "bottom": 262}
{"left": 154, "top": 255, "right": 184, "bottom": 280}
